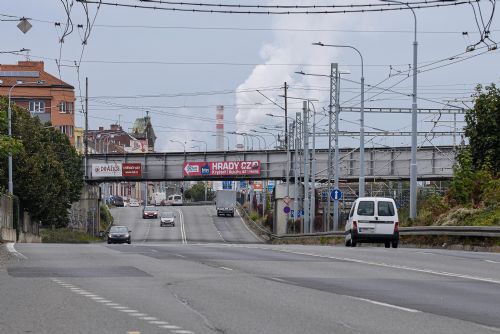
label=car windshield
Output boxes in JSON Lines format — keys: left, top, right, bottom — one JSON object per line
{"left": 174, "top": 196, "right": 182, "bottom": 201}
{"left": 161, "top": 212, "right": 174, "bottom": 218}
{"left": 110, "top": 226, "right": 128, "bottom": 233}
{"left": 357, "top": 201, "right": 375, "bottom": 216}
{"left": 144, "top": 206, "right": 156, "bottom": 211}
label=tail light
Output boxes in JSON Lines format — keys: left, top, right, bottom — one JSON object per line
{"left": 352, "top": 220, "right": 358, "bottom": 232}
{"left": 394, "top": 221, "right": 399, "bottom": 233}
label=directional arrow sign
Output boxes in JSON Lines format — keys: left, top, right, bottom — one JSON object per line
{"left": 330, "top": 188, "right": 343, "bottom": 201}
{"left": 183, "top": 163, "right": 200, "bottom": 176}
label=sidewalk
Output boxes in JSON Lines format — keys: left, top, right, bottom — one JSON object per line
{"left": 0, "top": 243, "right": 15, "bottom": 267}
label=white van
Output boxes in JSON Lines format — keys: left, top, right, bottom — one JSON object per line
{"left": 344, "top": 197, "right": 399, "bottom": 248}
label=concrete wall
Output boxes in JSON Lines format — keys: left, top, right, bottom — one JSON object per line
{"left": 274, "top": 183, "right": 303, "bottom": 235}
{"left": 0, "top": 195, "right": 15, "bottom": 242}
{"left": 69, "top": 184, "right": 101, "bottom": 236}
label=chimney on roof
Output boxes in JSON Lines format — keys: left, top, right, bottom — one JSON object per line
{"left": 17, "top": 61, "right": 44, "bottom": 70}
{"left": 110, "top": 124, "right": 122, "bottom": 131}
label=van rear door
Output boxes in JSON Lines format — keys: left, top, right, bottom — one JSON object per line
{"left": 356, "top": 200, "right": 377, "bottom": 234}
{"left": 374, "top": 200, "right": 396, "bottom": 235}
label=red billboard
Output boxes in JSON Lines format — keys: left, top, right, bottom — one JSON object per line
{"left": 183, "top": 161, "right": 260, "bottom": 177}
{"left": 122, "top": 163, "right": 142, "bottom": 177}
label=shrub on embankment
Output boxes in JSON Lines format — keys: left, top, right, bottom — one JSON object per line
{"left": 41, "top": 228, "right": 101, "bottom": 243}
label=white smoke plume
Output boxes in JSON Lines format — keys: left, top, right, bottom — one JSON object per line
{"left": 235, "top": 3, "right": 361, "bottom": 138}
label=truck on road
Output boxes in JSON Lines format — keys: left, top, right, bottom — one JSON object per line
{"left": 216, "top": 190, "right": 237, "bottom": 217}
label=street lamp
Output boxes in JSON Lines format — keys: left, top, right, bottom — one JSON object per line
{"left": 313, "top": 42, "right": 366, "bottom": 197}
{"left": 253, "top": 129, "right": 279, "bottom": 148}
{"left": 246, "top": 133, "right": 265, "bottom": 150}
{"left": 170, "top": 139, "right": 186, "bottom": 153}
{"left": 211, "top": 134, "right": 229, "bottom": 151}
{"left": 8, "top": 79, "right": 45, "bottom": 195}
{"left": 381, "top": 0, "right": 418, "bottom": 219}
{"left": 190, "top": 145, "right": 200, "bottom": 151}
{"left": 228, "top": 131, "right": 248, "bottom": 150}
{"left": 191, "top": 139, "right": 207, "bottom": 153}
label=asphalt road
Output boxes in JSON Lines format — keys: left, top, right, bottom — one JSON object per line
{"left": 1, "top": 205, "right": 500, "bottom": 334}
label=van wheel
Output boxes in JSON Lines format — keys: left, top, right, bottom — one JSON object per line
{"left": 392, "top": 241, "right": 398, "bottom": 248}
{"left": 385, "top": 242, "right": 390, "bottom": 248}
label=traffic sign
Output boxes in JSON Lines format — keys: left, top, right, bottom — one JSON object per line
{"left": 290, "top": 209, "right": 304, "bottom": 218}
{"left": 283, "top": 206, "right": 290, "bottom": 214}
{"left": 330, "top": 188, "right": 343, "bottom": 201}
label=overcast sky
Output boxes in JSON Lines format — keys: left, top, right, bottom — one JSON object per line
{"left": 1, "top": 0, "right": 498, "bottom": 152}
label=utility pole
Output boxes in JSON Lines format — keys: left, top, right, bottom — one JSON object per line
{"left": 333, "top": 68, "right": 341, "bottom": 231}
{"left": 84, "top": 77, "right": 89, "bottom": 179}
{"left": 327, "top": 63, "right": 338, "bottom": 231}
{"left": 284, "top": 82, "right": 288, "bottom": 149}
{"left": 293, "top": 112, "right": 300, "bottom": 233}
{"left": 302, "top": 101, "right": 310, "bottom": 233}
{"left": 310, "top": 102, "right": 316, "bottom": 232}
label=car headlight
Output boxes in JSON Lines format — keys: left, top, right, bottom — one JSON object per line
{"left": 125, "top": 234, "right": 130, "bottom": 238}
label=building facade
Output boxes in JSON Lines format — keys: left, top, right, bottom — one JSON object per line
{"left": 0, "top": 61, "right": 76, "bottom": 144}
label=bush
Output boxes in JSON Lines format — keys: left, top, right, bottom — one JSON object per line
{"left": 100, "top": 204, "right": 113, "bottom": 230}
{"left": 249, "top": 211, "right": 260, "bottom": 222}
{"left": 41, "top": 228, "right": 101, "bottom": 243}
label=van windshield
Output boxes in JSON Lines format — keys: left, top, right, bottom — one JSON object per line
{"left": 378, "top": 201, "right": 395, "bottom": 216}
{"left": 357, "top": 201, "right": 374, "bottom": 216}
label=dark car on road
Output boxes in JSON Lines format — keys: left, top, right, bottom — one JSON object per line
{"left": 143, "top": 206, "right": 158, "bottom": 219}
{"left": 107, "top": 226, "right": 131, "bottom": 244}
{"left": 113, "top": 196, "right": 125, "bottom": 207}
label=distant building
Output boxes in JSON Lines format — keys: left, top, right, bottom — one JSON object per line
{"left": 74, "top": 127, "right": 84, "bottom": 154}
{"left": 0, "top": 61, "right": 76, "bottom": 144}
{"left": 132, "top": 112, "right": 156, "bottom": 153}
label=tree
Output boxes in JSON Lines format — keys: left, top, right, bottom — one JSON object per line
{"left": 184, "top": 182, "right": 214, "bottom": 202}
{"left": 465, "top": 84, "right": 500, "bottom": 175}
{"left": 0, "top": 97, "right": 84, "bottom": 227}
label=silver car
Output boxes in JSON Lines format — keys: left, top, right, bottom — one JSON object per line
{"left": 160, "top": 211, "right": 175, "bottom": 227}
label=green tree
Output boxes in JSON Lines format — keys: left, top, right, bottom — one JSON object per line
{"left": 184, "top": 182, "right": 214, "bottom": 202}
{"left": 465, "top": 84, "right": 500, "bottom": 175}
{"left": 0, "top": 97, "right": 84, "bottom": 227}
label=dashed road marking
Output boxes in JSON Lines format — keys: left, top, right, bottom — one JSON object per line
{"left": 350, "top": 296, "right": 421, "bottom": 313}
{"left": 485, "top": 260, "right": 500, "bottom": 264}
{"left": 219, "top": 266, "right": 233, "bottom": 271}
{"left": 51, "top": 278, "right": 196, "bottom": 333}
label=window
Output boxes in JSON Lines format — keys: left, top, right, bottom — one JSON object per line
{"left": 58, "top": 125, "right": 74, "bottom": 138}
{"left": 349, "top": 204, "right": 355, "bottom": 218}
{"left": 357, "top": 201, "right": 375, "bottom": 216}
{"left": 378, "top": 201, "right": 395, "bottom": 216}
{"left": 29, "top": 100, "right": 45, "bottom": 113}
{"left": 59, "top": 101, "right": 74, "bottom": 114}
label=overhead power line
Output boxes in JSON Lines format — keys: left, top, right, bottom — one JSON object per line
{"left": 76, "top": 0, "right": 477, "bottom": 15}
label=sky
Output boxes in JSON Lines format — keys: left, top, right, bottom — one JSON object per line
{"left": 1, "top": 0, "right": 498, "bottom": 152}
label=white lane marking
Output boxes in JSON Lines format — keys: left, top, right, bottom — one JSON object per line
{"left": 477, "top": 324, "right": 500, "bottom": 332}
{"left": 484, "top": 260, "right": 500, "bottom": 264}
{"left": 214, "top": 244, "right": 500, "bottom": 286}
{"left": 55, "top": 279, "right": 195, "bottom": 333}
{"left": 209, "top": 207, "right": 226, "bottom": 242}
{"left": 351, "top": 296, "right": 421, "bottom": 313}
{"left": 142, "top": 218, "right": 153, "bottom": 244}
{"left": 236, "top": 209, "right": 264, "bottom": 243}
{"left": 219, "top": 267, "right": 233, "bottom": 271}
{"left": 6, "top": 243, "right": 28, "bottom": 259}
{"left": 174, "top": 253, "right": 186, "bottom": 258}
{"left": 179, "top": 208, "right": 187, "bottom": 244}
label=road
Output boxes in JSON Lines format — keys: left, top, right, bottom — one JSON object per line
{"left": 1, "top": 205, "right": 500, "bottom": 334}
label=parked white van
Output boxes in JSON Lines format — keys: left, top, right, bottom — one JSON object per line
{"left": 345, "top": 197, "right": 399, "bottom": 248}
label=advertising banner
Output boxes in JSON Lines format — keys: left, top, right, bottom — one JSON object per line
{"left": 92, "top": 163, "right": 122, "bottom": 177}
{"left": 122, "top": 163, "right": 142, "bottom": 177}
{"left": 183, "top": 161, "right": 260, "bottom": 177}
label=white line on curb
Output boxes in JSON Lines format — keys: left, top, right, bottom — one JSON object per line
{"left": 6, "top": 243, "right": 28, "bottom": 259}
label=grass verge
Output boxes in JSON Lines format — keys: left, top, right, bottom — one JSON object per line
{"left": 41, "top": 228, "right": 102, "bottom": 243}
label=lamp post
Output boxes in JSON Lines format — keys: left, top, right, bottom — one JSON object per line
{"left": 190, "top": 145, "right": 200, "bottom": 151}
{"left": 247, "top": 133, "right": 266, "bottom": 150}
{"left": 253, "top": 128, "right": 279, "bottom": 148}
{"left": 228, "top": 131, "right": 248, "bottom": 150}
{"left": 382, "top": 0, "right": 418, "bottom": 219}
{"left": 170, "top": 139, "right": 186, "bottom": 153}
{"left": 313, "top": 42, "right": 365, "bottom": 197}
{"left": 8, "top": 80, "right": 45, "bottom": 195}
{"left": 191, "top": 139, "right": 207, "bottom": 153}
{"left": 211, "top": 134, "right": 230, "bottom": 151}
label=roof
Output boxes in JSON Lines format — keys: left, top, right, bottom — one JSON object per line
{"left": 0, "top": 61, "right": 74, "bottom": 89}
